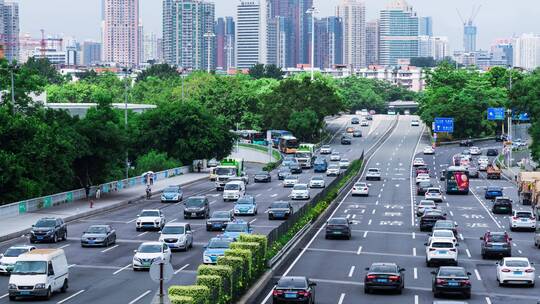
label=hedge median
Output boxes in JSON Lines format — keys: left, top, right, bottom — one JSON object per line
{"left": 197, "top": 265, "right": 232, "bottom": 303}
{"left": 168, "top": 286, "right": 210, "bottom": 304}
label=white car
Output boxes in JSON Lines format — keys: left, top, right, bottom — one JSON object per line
{"left": 327, "top": 164, "right": 340, "bottom": 176}
{"left": 478, "top": 156, "right": 489, "bottom": 164}
{"left": 416, "top": 200, "right": 437, "bottom": 216}
{"left": 366, "top": 168, "right": 381, "bottom": 181}
{"left": 425, "top": 237, "right": 458, "bottom": 267}
{"left": 223, "top": 181, "right": 246, "bottom": 201}
{"left": 136, "top": 209, "right": 165, "bottom": 231}
{"left": 283, "top": 175, "right": 299, "bottom": 187}
{"left": 416, "top": 173, "right": 430, "bottom": 184}
{"left": 361, "top": 120, "right": 369, "bottom": 127}
{"left": 509, "top": 210, "right": 536, "bottom": 231}
{"left": 469, "top": 146, "right": 481, "bottom": 155}
{"left": 429, "top": 229, "right": 457, "bottom": 245}
{"left": 423, "top": 146, "right": 435, "bottom": 155}
{"left": 320, "top": 145, "right": 332, "bottom": 154}
{"left": 413, "top": 158, "right": 425, "bottom": 167}
{"left": 132, "top": 242, "right": 171, "bottom": 270}
{"left": 425, "top": 187, "right": 443, "bottom": 202}
{"left": 411, "top": 119, "right": 420, "bottom": 126}
{"left": 496, "top": 257, "right": 535, "bottom": 287}
{"left": 0, "top": 245, "right": 36, "bottom": 274}
{"left": 159, "top": 223, "right": 193, "bottom": 251}
{"left": 330, "top": 152, "right": 341, "bottom": 161}
{"left": 290, "top": 184, "right": 310, "bottom": 200}
{"left": 339, "top": 158, "right": 350, "bottom": 169}
{"left": 352, "top": 182, "right": 369, "bottom": 196}
{"left": 309, "top": 176, "right": 326, "bottom": 188}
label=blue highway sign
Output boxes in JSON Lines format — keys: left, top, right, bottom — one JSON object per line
{"left": 434, "top": 117, "right": 454, "bottom": 133}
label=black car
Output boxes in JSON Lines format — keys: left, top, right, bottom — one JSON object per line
{"left": 351, "top": 117, "right": 360, "bottom": 124}
{"left": 353, "top": 129, "right": 362, "bottom": 137}
{"left": 278, "top": 167, "right": 292, "bottom": 180}
{"left": 480, "top": 231, "right": 512, "bottom": 258}
{"left": 486, "top": 149, "right": 499, "bottom": 156}
{"left": 183, "top": 196, "right": 210, "bottom": 219}
{"left": 432, "top": 267, "right": 472, "bottom": 299}
{"left": 492, "top": 197, "right": 512, "bottom": 214}
{"left": 30, "top": 217, "right": 67, "bottom": 243}
{"left": 485, "top": 186, "right": 503, "bottom": 200}
{"left": 433, "top": 220, "right": 458, "bottom": 236}
{"left": 459, "top": 139, "right": 473, "bottom": 147}
{"left": 268, "top": 201, "right": 294, "bottom": 220}
{"left": 341, "top": 135, "right": 352, "bottom": 145}
{"left": 289, "top": 163, "right": 302, "bottom": 174}
{"left": 80, "top": 225, "right": 116, "bottom": 247}
{"left": 364, "top": 263, "right": 405, "bottom": 294}
{"left": 206, "top": 210, "right": 234, "bottom": 231}
{"left": 420, "top": 210, "right": 447, "bottom": 232}
{"left": 272, "top": 276, "right": 316, "bottom": 304}
{"left": 417, "top": 181, "right": 433, "bottom": 195}
{"left": 325, "top": 218, "right": 352, "bottom": 240}
{"left": 254, "top": 171, "right": 272, "bottom": 183}
{"left": 495, "top": 134, "right": 508, "bottom": 142}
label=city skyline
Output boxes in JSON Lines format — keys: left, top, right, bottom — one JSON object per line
{"left": 11, "top": 0, "right": 540, "bottom": 53}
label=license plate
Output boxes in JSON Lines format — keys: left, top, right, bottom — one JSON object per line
{"left": 213, "top": 224, "right": 221, "bottom": 227}
{"left": 192, "top": 213, "right": 196, "bottom": 216}
{"left": 88, "top": 240, "right": 95, "bottom": 244}
{"left": 493, "top": 245, "right": 502, "bottom": 248}
{"left": 143, "top": 262, "right": 151, "bottom": 267}
{"left": 377, "top": 279, "right": 388, "bottom": 283}
{"left": 448, "top": 282, "right": 459, "bottom": 286}
{"left": 284, "top": 293, "right": 297, "bottom": 299}
{"left": 37, "top": 236, "right": 43, "bottom": 240}
{"left": 333, "top": 231, "right": 341, "bottom": 234}
{"left": 19, "top": 291, "right": 30, "bottom": 295}
{"left": 439, "top": 250, "right": 448, "bottom": 254}
{"left": 514, "top": 271, "right": 523, "bottom": 275}
{"left": 521, "top": 219, "right": 527, "bottom": 222}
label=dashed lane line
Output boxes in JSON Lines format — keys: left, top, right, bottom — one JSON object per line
{"left": 59, "top": 244, "right": 70, "bottom": 249}
{"left": 466, "top": 249, "right": 472, "bottom": 258}
{"left": 414, "top": 295, "right": 419, "bottom": 304}
{"left": 112, "top": 263, "right": 132, "bottom": 275}
{"left": 57, "top": 289, "right": 86, "bottom": 304}
{"left": 356, "top": 246, "right": 363, "bottom": 255}
{"left": 485, "top": 297, "right": 492, "bottom": 304}
{"left": 363, "top": 231, "right": 368, "bottom": 238}
{"left": 128, "top": 290, "right": 152, "bottom": 304}
{"left": 174, "top": 264, "right": 190, "bottom": 274}
{"left": 474, "top": 269, "right": 482, "bottom": 281}
{"left": 413, "top": 247, "right": 417, "bottom": 256}
{"left": 337, "top": 293, "right": 346, "bottom": 304}
{"left": 368, "top": 219, "right": 372, "bottom": 225}
{"left": 348, "top": 266, "right": 355, "bottom": 277}
{"left": 413, "top": 267, "right": 418, "bottom": 279}
{"left": 101, "top": 244, "right": 119, "bottom": 253}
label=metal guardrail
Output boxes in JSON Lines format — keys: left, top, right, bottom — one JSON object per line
{"left": 0, "top": 166, "right": 190, "bottom": 218}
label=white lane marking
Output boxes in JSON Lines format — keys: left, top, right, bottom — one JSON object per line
{"left": 466, "top": 249, "right": 472, "bottom": 258}
{"left": 413, "top": 248, "right": 417, "bottom": 256}
{"left": 113, "top": 263, "right": 132, "bottom": 275}
{"left": 357, "top": 246, "right": 363, "bottom": 255}
{"left": 518, "top": 249, "right": 523, "bottom": 254}
{"left": 363, "top": 231, "right": 368, "bottom": 238}
{"left": 412, "top": 232, "right": 416, "bottom": 239}
{"left": 474, "top": 269, "right": 482, "bottom": 281}
{"left": 169, "top": 218, "right": 177, "bottom": 223}
{"left": 375, "top": 201, "right": 379, "bottom": 206}
{"left": 352, "top": 214, "right": 357, "bottom": 219}
{"left": 449, "top": 211, "right": 454, "bottom": 216}
{"left": 256, "top": 194, "right": 261, "bottom": 197}
{"left": 372, "top": 209, "right": 376, "bottom": 215}
{"left": 126, "top": 218, "right": 137, "bottom": 224}
{"left": 68, "top": 264, "right": 77, "bottom": 268}
{"left": 346, "top": 214, "right": 351, "bottom": 219}
{"left": 137, "top": 232, "right": 147, "bottom": 237}
{"left": 267, "top": 188, "right": 273, "bottom": 192}
{"left": 250, "top": 219, "right": 257, "bottom": 224}
{"left": 59, "top": 244, "right": 70, "bottom": 249}
{"left": 446, "top": 202, "right": 450, "bottom": 207}
{"left": 414, "top": 267, "right": 418, "bottom": 279}
{"left": 337, "top": 293, "right": 346, "bottom": 304}
{"left": 174, "top": 264, "right": 190, "bottom": 274}
{"left": 344, "top": 209, "right": 349, "bottom": 213}
{"left": 128, "top": 290, "right": 152, "bottom": 304}
{"left": 512, "top": 243, "right": 517, "bottom": 247}
{"left": 57, "top": 289, "right": 86, "bottom": 304}
{"left": 101, "top": 244, "right": 119, "bottom": 253}
{"left": 410, "top": 125, "right": 426, "bottom": 227}
{"left": 348, "top": 266, "right": 355, "bottom": 277}
{"left": 368, "top": 219, "right": 372, "bottom": 225}
{"left": 271, "top": 194, "right": 278, "bottom": 197}
{"left": 459, "top": 233, "right": 464, "bottom": 241}
{"left": 0, "top": 294, "right": 7, "bottom": 299}
{"left": 361, "top": 209, "right": 365, "bottom": 214}
{"left": 470, "top": 189, "right": 503, "bottom": 229}
{"left": 378, "top": 194, "right": 381, "bottom": 198}
{"left": 414, "top": 295, "right": 419, "bottom": 304}
{"left": 485, "top": 297, "right": 492, "bottom": 304}
{"left": 209, "top": 201, "right": 217, "bottom": 205}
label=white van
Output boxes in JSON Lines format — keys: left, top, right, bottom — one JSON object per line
{"left": 8, "top": 249, "right": 69, "bottom": 300}
{"left": 223, "top": 181, "right": 246, "bottom": 201}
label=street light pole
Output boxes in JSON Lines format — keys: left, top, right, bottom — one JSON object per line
{"left": 203, "top": 32, "right": 215, "bottom": 73}
{"left": 306, "top": 7, "right": 319, "bottom": 81}
{"left": 10, "top": 67, "right": 15, "bottom": 104}
{"left": 124, "top": 68, "right": 131, "bottom": 180}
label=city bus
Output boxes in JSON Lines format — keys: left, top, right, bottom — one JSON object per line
{"left": 270, "top": 130, "right": 292, "bottom": 148}
{"left": 234, "top": 130, "right": 267, "bottom": 145}
{"left": 443, "top": 166, "right": 470, "bottom": 195}
{"left": 278, "top": 136, "right": 300, "bottom": 154}
{"left": 387, "top": 105, "right": 396, "bottom": 115}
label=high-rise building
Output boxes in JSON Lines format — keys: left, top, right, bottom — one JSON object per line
{"left": 513, "top": 33, "right": 540, "bottom": 70}
{"left": 82, "top": 40, "right": 102, "bottom": 66}
{"left": 103, "top": 0, "right": 140, "bottom": 67}
{"left": 269, "top": 0, "right": 312, "bottom": 67}
{"left": 267, "top": 16, "right": 287, "bottom": 68}
{"left": 143, "top": 33, "right": 160, "bottom": 63}
{"left": 491, "top": 39, "right": 513, "bottom": 67}
{"left": 419, "top": 16, "right": 432, "bottom": 36}
{"left": 162, "top": 0, "right": 215, "bottom": 71}
{"left": 314, "top": 17, "right": 343, "bottom": 69}
{"left": 336, "top": 0, "right": 366, "bottom": 69}
{"left": 19, "top": 33, "right": 40, "bottom": 63}
{"left": 215, "top": 17, "right": 235, "bottom": 70}
{"left": 138, "top": 19, "right": 144, "bottom": 64}
{"left": 236, "top": 0, "right": 263, "bottom": 69}
{"left": 365, "top": 20, "right": 379, "bottom": 66}
{"left": 379, "top": 0, "right": 418, "bottom": 66}
{"left": 0, "top": 1, "right": 19, "bottom": 62}
{"left": 463, "top": 21, "right": 477, "bottom": 52}
{"left": 418, "top": 35, "right": 448, "bottom": 60}
{"left": 417, "top": 35, "right": 431, "bottom": 58}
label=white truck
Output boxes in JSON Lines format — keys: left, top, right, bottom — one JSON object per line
{"left": 294, "top": 144, "right": 316, "bottom": 169}
{"left": 215, "top": 158, "right": 248, "bottom": 191}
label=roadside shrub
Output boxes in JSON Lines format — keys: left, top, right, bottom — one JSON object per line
{"left": 238, "top": 234, "right": 267, "bottom": 259}
{"left": 196, "top": 275, "right": 222, "bottom": 304}
{"left": 224, "top": 249, "right": 252, "bottom": 282}
{"left": 197, "top": 265, "right": 232, "bottom": 303}
{"left": 169, "top": 296, "right": 194, "bottom": 304}
{"left": 230, "top": 242, "right": 261, "bottom": 276}
{"left": 168, "top": 286, "right": 210, "bottom": 304}
{"left": 217, "top": 256, "right": 245, "bottom": 297}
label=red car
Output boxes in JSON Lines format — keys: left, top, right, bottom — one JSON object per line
{"left": 415, "top": 166, "right": 429, "bottom": 176}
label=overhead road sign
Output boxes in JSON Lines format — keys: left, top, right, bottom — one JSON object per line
{"left": 433, "top": 117, "right": 454, "bottom": 133}
{"left": 487, "top": 107, "right": 505, "bottom": 121}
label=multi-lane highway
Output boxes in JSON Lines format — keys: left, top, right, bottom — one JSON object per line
{"left": 0, "top": 115, "right": 396, "bottom": 303}
{"left": 255, "top": 116, "right": 540, "bottom": 304}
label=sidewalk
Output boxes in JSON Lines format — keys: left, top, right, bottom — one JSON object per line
{"left": 0, "top": 173, "right": 208, "bottom": 243}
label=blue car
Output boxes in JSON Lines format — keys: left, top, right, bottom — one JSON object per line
{"left": 234, "top": 195, "right": 258, "bottom": 216}
{"left": 202, "top": 236, "right": 234, "bottom": 264}
{"left": 161, "top": 185, "right": 183, "bottom": 203}
{"left": 485, "top": 186, "right": 503, "bottom": 200}
{"left": 313, "top": 157, "right": 328, "bottom": 173}
{"left": 223, "top": 220, "right": 252, "bottom": 240}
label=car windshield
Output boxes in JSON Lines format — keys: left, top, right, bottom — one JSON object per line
{"left": 322, "top": 145, "right": 330, "bottom": 149}
{"left": 312, "top": 176, "right": 323, "bottom": 181}
{"left": 34, "top": 219, "right": 56, "bottom": 227}
{"left": 439, "top": 268, "right": 467, "bottom": 277}
{"left": 506, "top": 260, "right": 529, "bottom": 267}
{"left": 138, "top": 244, "right": 162, "bottom": 253}
{"left": 427, "top": 189, "right": 440, "bottom": 194}
{"left": 216, "top": 168, "right": 236, "bottom": 176}
{"left": 329, "top": 165, "right": 339, "bottom": 169}
{"left": 12, "top": 261, "right": 47, "bottom": 275}
{"left": 162, "top": 226, "right": 184, "bottom": 234}
{"left": 293, "top": 185, "right": 307, "bottom": 190}
{"left": 368, "top": 169, "right": 379, "bottom": 172}
{"left": 432, "top": 242, "right": 453, "bottom": 248}
{"left": 271, "top": 202, "right": 289, "bottom": 209}
{"left": 277, "top": 278, "right": 307, "bottom": 289}
{"left": 419, "top": 202, "right": 435, "bottom": 207}
{"left": 419, "top": 182, "right": 432, "bottom": 187}
{"left": 208, "top": 239, "right": 231, "bottom": 249}
{"left": 224, "top": 184, "right": 240, "bottom": 190}
{"left": 164, "top": 187, "right": 179, "bottom": 192}
{"left": 186, "top": 198, "right": 205, "bottom": 207}
{"left": 86, "top": 226, "right": 107, "bottom": 234}
{"left": 295, "top": 152, "right": 311, "bottom": 158}
{"left": 140, "top": 211, "right": 159, "bottom": 217}
{"left": 226, "top": 224, "right": 247, "bottom": 232}
{"left": 256, "top": 172, "right": 269, "bottom": 176}
{"left": 332, "top": 152, "right": 339, "bottom": 155}
{"left": 212, "top": 211, "right": 230, "bottom": 219}
{"left": 355, "top": 183, "right": 367, "bottom": 187}
{"left": 236, "top": 198, "right": 253, "bottom": 205}
{"left": 329, "top": 218, "right": 348, "bottom": 225}
{"left": 516, "top": 212, "right": 532, "bottom": 218}
{"left": 341, "top": 159, "right": 349, "bottom": 162}
{"left": 285, "top": 176, "right": 297, "bottom": 181}
{"left": 435, "top": 222, "right": 453, "bottom": 228}
{"left": 433, "top": 230, "right": 453, "bottom": 238}
{"left": 3, "top": 248, "right": 29, "bottom": 257}
{"left": 495, "top": 199, "right": 511, "bottom": 204}
{"left": 370, "top": 264, "right": 397, "bottom": 273}
{"left": 488, "top": 234, "right": 507, "bottom": 242}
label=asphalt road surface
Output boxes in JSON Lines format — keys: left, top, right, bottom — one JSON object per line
{"left": 255, "top": 116, "right": 540, "bottom": 304}
{"left": 0, "top": 114, "right": 396, "bottom": 304}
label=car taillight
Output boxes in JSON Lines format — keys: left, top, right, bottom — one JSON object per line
{"left": 353, "top": 188, "right": 357, "bottom": 191}
{"left": 429, "top": 248, "right": 436, "bottom": 251}
{"left": 436, "top": 279, "right": 446, "bottom": 284}
{"left": 501, "top": 268, "right": 511, "bottom": 273}
{"left": 389, "top": 275, "right": 400, "bottom": 281}
{"left": 461, "top": 280, "right": 471, "bottom": 286}
{"left": 366, "top": 275, "right": 376, "bottom": 280}
{"left": 525, "top": 269, "right": 534, "bottom": 273}
{"left": 450, "top": 248, "right": 456, "bottom": 252}
{"left": 297, "top": 291, "right": 311, "bottom": 297}
{"left": 272, "top": 290, "right": 283, "bottom": 296}
{"left": 512, "top": 217, "right": 518, "bottom": 220}
{"left": 530, "top": 217, "right": 535, "bottom": 220}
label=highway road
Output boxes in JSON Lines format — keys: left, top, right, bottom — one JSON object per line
{"left": 255, "top": 116, "right": 540, "bottom": 304}
{"left": 0, "top": 114, "right": 396, "bottom": 303}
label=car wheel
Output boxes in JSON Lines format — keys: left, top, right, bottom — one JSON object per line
{"left": 433, "top": 291, "right": 440, "bottom": 298}
{"left": 498, "top": 280, "right": 504, "bottom": 287}
{"left": 45, "top": 287, "right": 52, "bottom": 300}
{"left": 397, "top": 287, "right": 403, "bottom": 295}
{"left": 364, "top": 286, "right": 370, "bottom": 294}
{"left": 60, "top": 279, "right": 68, "bottom": 293}
{"left": 53, "top": 233, "right": 58, "bottom": 243}
{"left": 30, "top": 239, "right": 35, "bottom": 244}
{"left": 510, "top": 227, "right": 515, "bottom": 232}
{"left": 530, "top": 282, "right": 535, "bottom": 288}
{"left": 481, "top": 253, "right": 486, "bottom": 259}
{"left": 136, "top": 227, "right": 141, "bottom": 232}
{"left": 464, "top": 292, "right": 471, "bottom": 299}
{"left": 269, "top": 215, "right": 273, "bottom": 220}
{"left": 9, "top": 295, "right": 16, "bottom": 301}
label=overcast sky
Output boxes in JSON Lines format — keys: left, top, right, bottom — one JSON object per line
{"left": 13, "top": 0, "right": 540, "bottom": 52}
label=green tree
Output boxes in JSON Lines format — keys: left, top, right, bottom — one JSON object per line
{"left": 248, "top": 64, "right": 265, "bottom": 79}
{"left": 410, "top": 57, "right": 437, "bottom": 67}
{"left": 287, "top": 110, "right": 320, "bottom": 141}
{"left": 248, "top": 64, "right": 284, "bottom": 80}
{"left": 132, "top": 150, "right": 180, "bottom": 175}
{"left": 136, "top": 63, "right": 180, "bottom": 82}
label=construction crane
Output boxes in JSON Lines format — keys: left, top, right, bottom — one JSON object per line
{"left": 39, "top": 29, "right": 64, "bottom": 58}
{"left": 457, "top": 5, "right": 482, "bottom": 26}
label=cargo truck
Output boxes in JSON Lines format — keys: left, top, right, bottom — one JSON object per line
{"left": 486, "top": 164, "right": 502, "bottom": 179}
{"left": 215, "top": 159, "right": 248, "bottom": 191}
{"left": 295, "top": 144, "right": 315, "bottom": 169}
{"left": 518, "top": 172, "right": 540, "bottom": 205}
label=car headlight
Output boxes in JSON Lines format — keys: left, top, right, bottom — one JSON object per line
{"left": 35, "top": 284, "right": 46, "bottom": 289}
{"left": 46, "top": 230, "right": 54, "bottom": 235}
{"left": 95, "top": 237, "right": 105, "bottom": 241}
{"left": 8, "top": 284, "right": 16, "bottom": 290}
{"left": 133, "top": 257, "right": 142, "bottom": 263}
{"left": 154, "top": 219, "right": 160, "bottom": 224}
{"left": 248, "top": 209, "right": 254, "bottom": 213}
